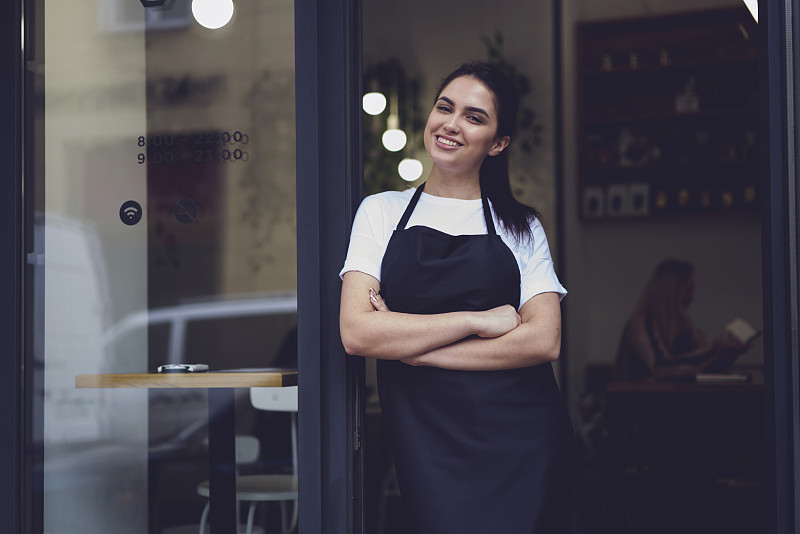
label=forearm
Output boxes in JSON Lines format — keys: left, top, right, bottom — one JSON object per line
{"left": 650, "top": 325, "right": 713, "bottom": 364}
{"left": 406, "top": 321, "right": 561, "bottom": 371}
{"left": 653, "top": 361, "right": 705, "bottom": 379}
{"left": 658, "top": 342, "right": 713, "bottom": 364}
{"left": 340, "top": 271, "right": 520, "bottom": 360}
{"left": 341, "top": 309, "right": 481, "bottom": 360}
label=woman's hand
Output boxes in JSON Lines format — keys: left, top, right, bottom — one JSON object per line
{"left": 712, "top": 332, "right": 748, "bottom": 353}
{"left": 700, "top": 332, "right": 750, "bottom": 373}
{"left": 340, "top": 271, "right": 490, "bottom": 359}
{"left": 370, "top": 289, "right": 521, "bottom": 338}
{"left": 368, "top": 288, "right": 522, "bottom": 367}
{"left": 369, "top": 287, "right": 390, "bottom": 312}
{"left": 398, "top": 292, "right": 562, "bottom": 371}
{"left": 473, "top": 305, "right": 522, "bottom": 338}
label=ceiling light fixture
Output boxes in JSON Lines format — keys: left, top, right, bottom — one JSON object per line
{"left": 363, "top": 92, "right": 387, "bottom": 115}
{"left": 382, "top": 115, "right": 407, "bottom": 152}
{"left": 192, "top": 0, "right": 234, "bottom": 29}
{"left": 398, "top": 158, "right": 423, "bottom": 182}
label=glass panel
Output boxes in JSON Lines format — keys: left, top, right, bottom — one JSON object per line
{"left": 362, "top": 3, "right": 765, "bottom": 534}
{"left": 28, "top": 0, "right": 297, "bottom": 532}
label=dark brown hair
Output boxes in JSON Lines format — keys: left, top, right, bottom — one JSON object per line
{"left": 435, "top": 61, "right": 539, "bottom": 243}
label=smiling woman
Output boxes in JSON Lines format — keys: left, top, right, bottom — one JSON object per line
{"left": 339, "top": 62, "right": 582, "bottom": 534}
{"left": 423, "top": 77, "right": 509, "bottom": 185}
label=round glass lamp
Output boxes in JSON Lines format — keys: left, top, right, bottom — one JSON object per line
{"left": 362, "top": 92, "right": 387, "bottom": 115}
{"left": 382, "top": 115, "right": 406, "bottom": 152}
{"left": 398, "top": 158, "right": 423, "bottom": 182}
{"left": 192, "top": 0, "right": 235, "bottom": 29}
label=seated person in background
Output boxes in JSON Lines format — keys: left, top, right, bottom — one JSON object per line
{"left": 616, "top": 259, "right": 748, "bottom": 380}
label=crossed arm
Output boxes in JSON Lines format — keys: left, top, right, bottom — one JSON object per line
{"left": 339, "top": 270, "right": 562, "bottom": 371}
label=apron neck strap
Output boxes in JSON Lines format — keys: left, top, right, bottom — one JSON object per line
{"left": 396, "top": 183, "right": 426, "bottom": 231}
{"left": 481, "top": 194, "right": 497, "bottom": 235}
{"left": 395, "top": 182, "right": 497, "bottom": 236}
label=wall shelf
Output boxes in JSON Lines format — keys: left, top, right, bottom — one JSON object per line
{"left": 576, "top": 8, "right": 759, "bottom": 220}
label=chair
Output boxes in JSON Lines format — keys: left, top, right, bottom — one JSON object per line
{"left": 197, "top": 386, "right": 298, "bottom": 534}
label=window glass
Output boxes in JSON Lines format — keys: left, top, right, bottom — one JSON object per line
{"left": 30, "top": 1, "right": 298, "bottom": 531}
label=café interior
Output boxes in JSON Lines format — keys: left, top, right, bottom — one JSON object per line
{"left": 29, "top": 0, "right": 772, "bottom": 533}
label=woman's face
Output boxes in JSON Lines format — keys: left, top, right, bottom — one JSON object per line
{"left": 422, "top": 75, "right": 510, "bottom": 175}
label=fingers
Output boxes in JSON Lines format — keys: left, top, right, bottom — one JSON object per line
{"left": 500, "top": 304, "right": 522, "bottom": 325}
{"left": 369, "top": 287, "right": 390, "bottom": 312}
{"left": 475, "top": 304, "right": 522, "bottom": 338}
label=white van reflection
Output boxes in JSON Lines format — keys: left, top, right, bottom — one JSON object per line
{"left": 38, "top": 214, "right": 297, "bottom": 533}
{"left": 41, "top": 213, "right": 297, "bottom": 445}
{"left": 106, "top": 292, "right": 298, "bottom": 445}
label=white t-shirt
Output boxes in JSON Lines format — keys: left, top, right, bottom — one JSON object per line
{"left": 340, "top": 188, "right": 567, "bottom": 309}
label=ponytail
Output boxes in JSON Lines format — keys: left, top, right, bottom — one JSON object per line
{"left": 436, "top": 61, "right": 539, "bottom": 243}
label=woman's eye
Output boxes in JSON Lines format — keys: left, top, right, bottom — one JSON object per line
{"left": 437, "top": 105, "right": 452, "bottom": 113}
{"left": 467, "top": 115, "right": 484, "bottom": 124}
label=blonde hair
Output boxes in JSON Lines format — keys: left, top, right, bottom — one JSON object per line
{"left": 635, "top": 259, "right": 694, "bottom": 350}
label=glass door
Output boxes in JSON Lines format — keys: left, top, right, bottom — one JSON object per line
{"left": 24, "top": 0, "right": 299, "bottom": 532}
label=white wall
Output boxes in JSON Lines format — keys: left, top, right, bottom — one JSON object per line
{"left": 561, "top": 0, "right": 763, "bottom": 413}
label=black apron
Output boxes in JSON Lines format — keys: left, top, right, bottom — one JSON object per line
{"left": 377, "top": 184, "right": 575, "bottom": 534}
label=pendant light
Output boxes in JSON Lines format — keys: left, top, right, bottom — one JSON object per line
{"left": 398, "top": 81, "right": 422, "bottom": 181}
{"left": 382, "top": 72, "right": 407, "bottom": 152}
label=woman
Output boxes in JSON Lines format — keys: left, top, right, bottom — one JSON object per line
{"left": 340, "top": 62, "right": 576, "bottom": 533}
{"left": 616, "top": 259, "right": 747, "bottom": 380}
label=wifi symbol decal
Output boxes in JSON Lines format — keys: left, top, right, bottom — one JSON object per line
{"left": 119, "top": 200, "right": 143, "bottom": 226}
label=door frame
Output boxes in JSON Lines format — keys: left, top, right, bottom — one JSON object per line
{"left": 295, "top": 0, "right": 364, "bottom": 533}
{"left": 761, "top": 1, "right": 800, "bottom": 532}
{"left": 0, "top": 0, "right": 23, "bottom": 530}
{"left": 4, "top": 0, "right": 798, "bottom": 533}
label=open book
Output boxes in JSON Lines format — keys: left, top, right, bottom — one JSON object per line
{"left": 725, "top": 318, "right": 762, "bottom": 345}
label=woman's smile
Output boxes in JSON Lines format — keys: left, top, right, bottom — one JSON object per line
{"left": 423, "top": 75, "right": 508, "bottom": 180}
{"left": 434, "top": 135, "right": 462, "bottom": 149}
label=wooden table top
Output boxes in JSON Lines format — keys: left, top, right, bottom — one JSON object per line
{"left": 75, "top": 369, "right": 298, "bottom": 389}
{"left": 606, "top": 378, "right": 763, "bottom": 394}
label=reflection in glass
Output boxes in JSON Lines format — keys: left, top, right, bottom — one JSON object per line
{"left": 191, "top": 0, "right": 235, "bottom": 30}
{"left": 32, "top": 0, "right": 297, "bottom": 531}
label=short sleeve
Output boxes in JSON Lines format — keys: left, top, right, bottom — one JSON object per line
{"left": 339, "top": 196, "right": 388, "bottom": 281}
{"left": 518, "top": 219, "right": 567, "bottom": 307}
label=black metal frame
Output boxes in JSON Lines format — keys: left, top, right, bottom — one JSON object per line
{"left": 295, "top": 0, "right": 364, "bottom": 532}
{"left": 761, "top": 1, "right": 800, "bottom": 533}
{"left": 0, "top": 0, "right": 24, "bottom": 532}
{"left": 4, "top": 0, "right": 798, "bottom": 533}
{"left": 552, "top": 0, "right": 569, "bottom": 397}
